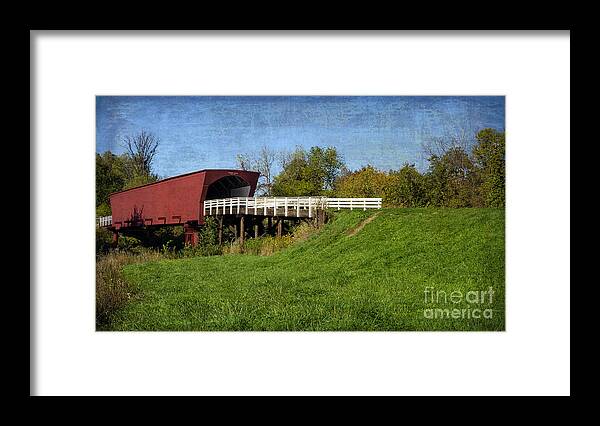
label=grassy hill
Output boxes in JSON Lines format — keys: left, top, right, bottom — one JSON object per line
{"left": 108, "top": 208, "right": 505, "bottom": 331}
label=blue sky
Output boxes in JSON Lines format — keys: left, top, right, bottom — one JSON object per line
{"left": 96, "top": 96, "right": 505, "bottom": 178}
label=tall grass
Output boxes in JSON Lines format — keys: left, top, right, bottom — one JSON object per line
{"left": 96, "top": 249, "right": 164, "bottom": 328}
{"left": 96, "top": 220, "right": 323, "bottom": 328}
{"left": 223, "top": 220, "right": 320, "bottom": 256}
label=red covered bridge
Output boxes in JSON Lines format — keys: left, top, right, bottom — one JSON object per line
{"left": 103, "top": 169, "right": 260, "bottom": 245}
{"left": 98, "top": 168, "right": 383, "bottom": 246}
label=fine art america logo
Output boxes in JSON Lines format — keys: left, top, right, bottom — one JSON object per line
{"left": 423, "top": 287, "right": 494, "bottom": 320}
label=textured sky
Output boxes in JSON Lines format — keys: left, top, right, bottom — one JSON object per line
{"left": 96, "top": 96, "right": 505, "bottom": 178}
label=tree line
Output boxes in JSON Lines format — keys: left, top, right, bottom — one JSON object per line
{"left": 97, "top": 127, "right": 504, "bottom": 217}
{"left": 237, "top": 128, "right": 505, "bottom": 208}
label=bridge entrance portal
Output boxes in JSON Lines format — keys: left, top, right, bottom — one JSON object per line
{"left": 206, "top": 175, "right": 252, "bottom": 200}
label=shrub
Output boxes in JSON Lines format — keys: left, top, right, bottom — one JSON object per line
{"left": 117, "top": 234, "right": 142, "bottom": 251}
{"left": 198, "top": 217, "right": 220, "bottom": 246}
{"left": 96, "top": 227, "right": 114, "bottom": 255}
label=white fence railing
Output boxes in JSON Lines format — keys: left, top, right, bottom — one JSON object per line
{"left": 203, "top": 197, "right": 382, "bottom": 218}
{"left": 325, "top": 198, "right": 383, "bottom": 211}
{"left": 97, "top": 215, "right": 112, "bottom": 227}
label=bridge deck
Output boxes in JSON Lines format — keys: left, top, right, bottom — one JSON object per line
{"left": 97, "top": 197, "right": 383, "bottom": 228}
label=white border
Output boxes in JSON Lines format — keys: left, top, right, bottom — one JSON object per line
{"left": 32, "top": 31, "right": 570, "bottom": 396}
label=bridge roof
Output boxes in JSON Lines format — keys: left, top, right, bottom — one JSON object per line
{"left": 108, "top": 168, "right": 260, "bottom": 196}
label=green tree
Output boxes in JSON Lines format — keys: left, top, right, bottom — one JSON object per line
{"left": 472, "top": 128, "right": 505, "bottom": 207}
{"left": 385, "top": 164, "right": 428, "bottom": 207}
{"left": 122, "top": 173, "right": 158, "bottom": 190}
{"left": 307, "top": 146, "right": 344, "bottom": 194}
{"left": 425, "top": 147, "right": 480, "bottom": 207}
{"left": 96, "top": 152, "right": 127, "bottom": 208}
{"left": 334, "top": 165, "right": 387, "bottom": 198}
{"left": 272, "top": 146, "right": 345, "bottom": 196}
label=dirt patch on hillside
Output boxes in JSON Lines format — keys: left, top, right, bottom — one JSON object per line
{"left": 346, "top": 212, "right": 381, "bottom": 237}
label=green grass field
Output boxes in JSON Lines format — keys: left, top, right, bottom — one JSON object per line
{"left": 107, "top": 208, "right": 505, "bottom": 331}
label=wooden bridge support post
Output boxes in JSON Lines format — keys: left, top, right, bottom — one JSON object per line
{"left": 316, "top": 209, "right": 327, "bottom": 226}
{"left": 276, "top": 218, "right": 283, "bottom": 237}
{"left": 239, "top": 216, "right": 245, "bottom": 245}
{"left": 183, "top": 223, "right": 200, "bottom": 246}
{"left": 218, "top": 216, "right": 223, "bottom": 246}
{"left": 254, "top": 218, "right": 259, "bottom": 238}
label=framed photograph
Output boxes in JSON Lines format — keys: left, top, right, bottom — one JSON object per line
{"left": 31, "top": 30, "right": 570, "bottom": 396}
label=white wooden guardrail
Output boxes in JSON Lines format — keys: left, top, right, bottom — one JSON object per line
{"left": 203, "top": 197, "right": 382, "bottom": 218}
{"left": 96, "top": 215, "right": 112, "bottom": 227}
